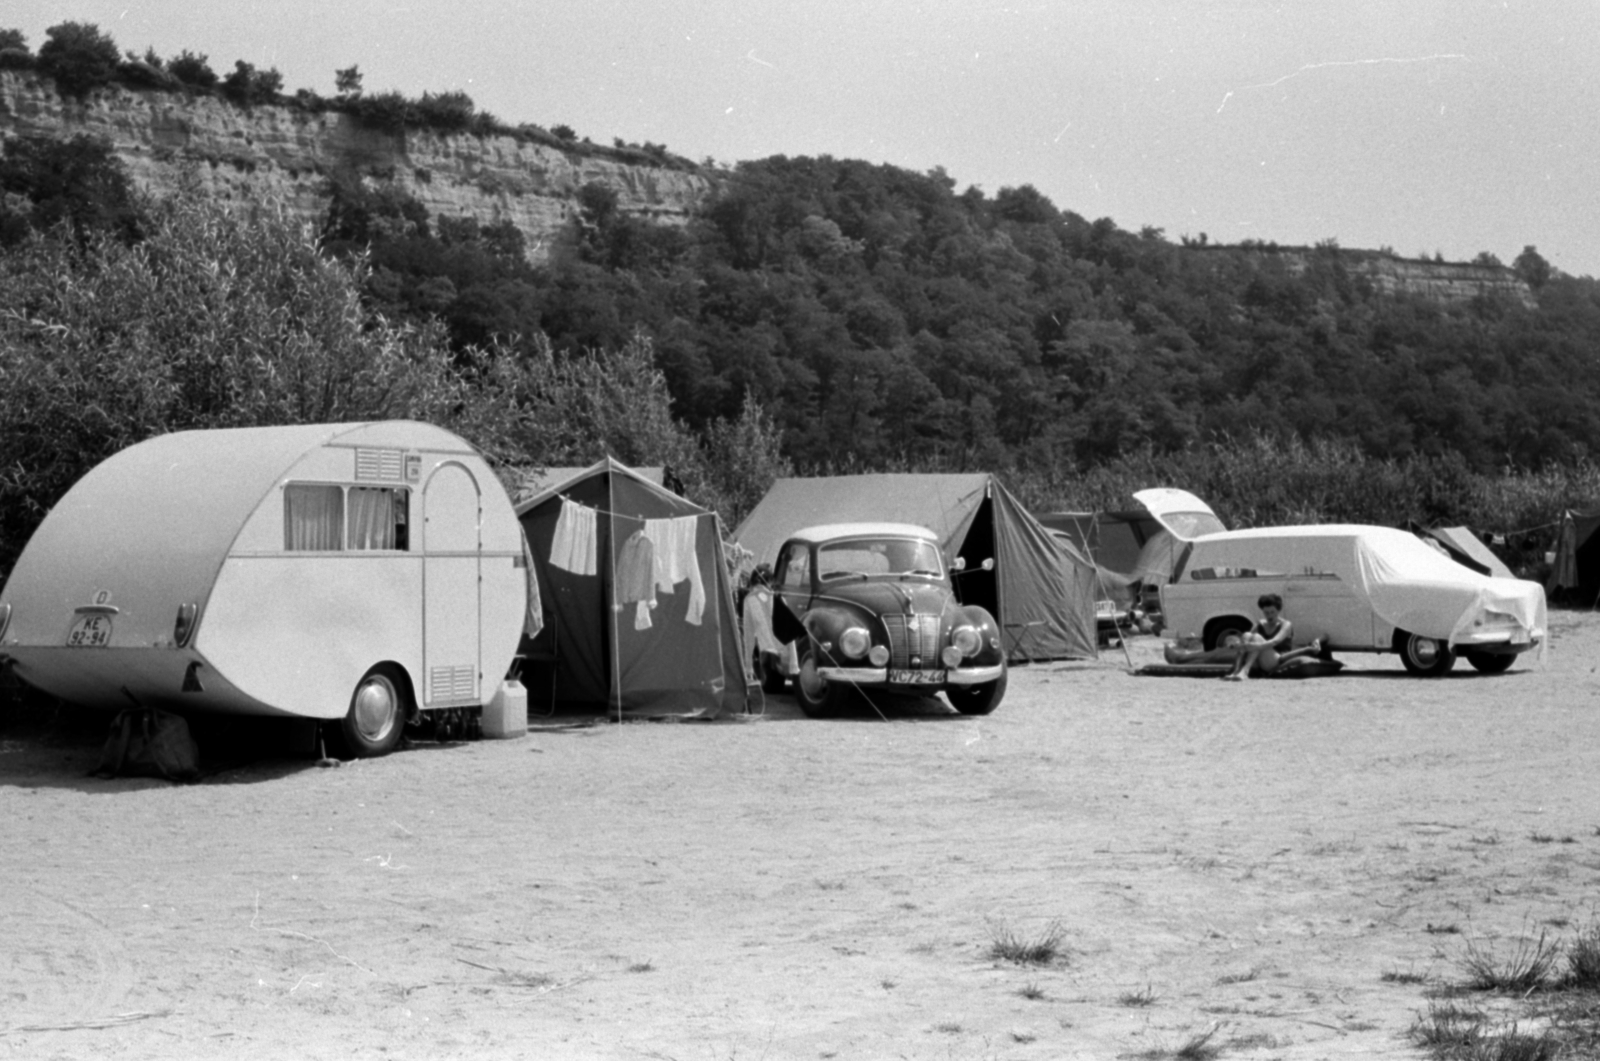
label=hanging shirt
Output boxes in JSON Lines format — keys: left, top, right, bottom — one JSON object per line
{"left": 549, "top": 499, "right": 597, "bottom": 575}
{"left": 616, "top": 529, "right": 657, "bottom": 630}
{"left": 644, "top": 515, "right": 706, "bottom": 625}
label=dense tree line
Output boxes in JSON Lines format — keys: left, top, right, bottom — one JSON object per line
{"left": 317, "top": 152, "right": 1600, "bottom": 479}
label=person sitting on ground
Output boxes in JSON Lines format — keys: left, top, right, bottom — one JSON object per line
{"left": 1162, "top": 593, "right": 1322, "bottom": 678}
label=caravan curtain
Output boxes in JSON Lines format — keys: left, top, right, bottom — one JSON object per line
{"left": 283, "top": 484, "right": 344, "bottom": 551}
{"left": 347, "top": 487, "right": 398, "bottom": 550}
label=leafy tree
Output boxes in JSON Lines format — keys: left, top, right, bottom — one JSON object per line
{"left": 334, "top": 64, "right": 362, "bottom": 97}
{"left": 412, "top": 90, "right": 475, "bottom": 132}
{"left": 1514, "top": 245, "right": 1552, "bottom": 289}
{"left": 220, "top": 60, "right": 282, "bottom": 105}
{"left": 37, "top": 21, "right": 120, "bottom": 97}
{"left": 0, "top": 134, "right": 143, "bottom": 245}
{"left": 0, "top": 185, "right": 493, "bottom": 574}
{"left": 167, "top": 49, "right": 217, "bottom": 88}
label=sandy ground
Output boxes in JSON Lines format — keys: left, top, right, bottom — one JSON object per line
{"left": 3, "top": 612, "right": 1600, "bottom": 1061}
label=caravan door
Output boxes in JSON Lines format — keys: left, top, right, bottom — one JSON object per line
{"left": 423, "top": 462, "right": 482, "bottom": 707}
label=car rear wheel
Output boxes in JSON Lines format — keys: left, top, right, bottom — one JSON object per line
{"left": 1204, "top": 617, "right": 1252, "bottom": 652}
{"left": 1394, "top": 630, "right": 1456, "bottom": 677}
{"left": 1464, "top": 650, "right": 1516, "bottom": 675}
{"left": 796, "top": 642, "right": 846, "bottom": 718}
{"left": 329, "top": 664, "right": 409, "bottom": 758}
{"left": 946, "top": 668, "right": 1007, "bottom": 716}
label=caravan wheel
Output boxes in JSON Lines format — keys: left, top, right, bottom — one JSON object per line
{"left": 332, "top": 664, "right": 409, "bottom": 758}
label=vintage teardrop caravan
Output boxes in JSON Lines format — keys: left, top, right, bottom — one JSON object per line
{"left": 0, "top": 422, "right": 528, "bottom": 757}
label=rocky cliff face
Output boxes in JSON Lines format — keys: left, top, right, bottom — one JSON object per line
{"left": 1237, "top": 246, "right": 1536, "bottom": 309}
{"left": 0, "top": 71, "right": 715, "bottom": 262}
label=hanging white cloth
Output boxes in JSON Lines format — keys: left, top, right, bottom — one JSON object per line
{"left": 643, "top": 515, "right": 706, "bottom": 625}
{"left": 550, "top": 499, "right": 597, "bottom": 575}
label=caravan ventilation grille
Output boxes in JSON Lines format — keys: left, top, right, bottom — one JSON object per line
{"left": 881, "top": 614, "right": 942, "bottom": 669}
{"left": 356, "top": 448, "right": 404, "bottom": 482}
{"left": 429, "top": 664, "right": 476, "bottom": 703}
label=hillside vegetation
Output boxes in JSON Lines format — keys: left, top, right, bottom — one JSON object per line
{"left": 3, "top": 20, "right": 1600, "bottom": 583}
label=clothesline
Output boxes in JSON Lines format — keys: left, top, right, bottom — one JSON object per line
{"left": 553, "top": 492, "right": 717, "bottom": 527}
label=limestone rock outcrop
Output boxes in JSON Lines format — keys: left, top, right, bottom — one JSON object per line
{"left": 0, "top": 71, "right": 715, "bottom": 262}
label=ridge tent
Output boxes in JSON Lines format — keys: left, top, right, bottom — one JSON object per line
{"left": 1547, "top": 509, "right": 1600, "bottom": 605}
{"left": 515, "top": 458, "right": 751, "bottom": 718}
{"left": 734, "top": 473, "right": 1098, "bottom": 661}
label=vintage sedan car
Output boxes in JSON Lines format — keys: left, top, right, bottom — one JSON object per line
{"left": 1160, "top": 524, "right": 1546, "bottom": 675}
{"left": 766, "top": 523, "right": 1007, "bottom": 716}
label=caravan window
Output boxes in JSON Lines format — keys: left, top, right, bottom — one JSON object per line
{"left": 283, "top": 484, "right": 411, "bottom": 552}
{"left": 284, "top": 484, "right": 345, "bottom": 551}
{"left": 348, "top": 487, "right": 410, "bottom": 551}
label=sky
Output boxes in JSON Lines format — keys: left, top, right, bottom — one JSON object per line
{"left": 15, "top": 0, "right": 1600, "bottom": 276}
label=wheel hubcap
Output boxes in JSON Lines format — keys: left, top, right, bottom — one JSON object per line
{"left": 354, "top": 675, "right": 398, "bottom": 741}
{"left": 1410, "top": 637, "right": 1443, "bottom": 666}
{"left": 799, "top": 657, "right": 826, "bottom": 700}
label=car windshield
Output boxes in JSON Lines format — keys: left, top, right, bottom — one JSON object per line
{"left": 817, "top": 537, "right": 944, "bottom": 580}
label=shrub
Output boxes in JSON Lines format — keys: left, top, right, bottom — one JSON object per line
{"left": 413, "top": 90, "right": 475, "bottom": 132}
{"left": 220, "top": 60, "right": 282, "bottom": 106}
{"left": 551, "top": 124, "right": 577, "bottom": 142}
{"left": 0, "top": 28, "right": 30, "bottom": 68}
{"left": 166, "top": 49, "right": 216, "bottom": 88}
{"left": 37, "top": 21, "right": 120, "bottom": 97}
{"left": 345, "top": 90, "right": 410, "bottom": 132}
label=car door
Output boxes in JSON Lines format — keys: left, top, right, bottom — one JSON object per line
{"left": 1280, "top": 538, "right": 1376, "bottom": 649}
{"left": 770, "top": 541, "right": 815, "bottom": 646}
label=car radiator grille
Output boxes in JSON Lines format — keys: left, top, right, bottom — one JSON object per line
{"left": 882, "top": 614, "right": 942, "bottom": 669}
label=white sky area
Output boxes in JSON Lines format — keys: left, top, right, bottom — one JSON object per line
{"left": 15, "top": 0, "right": 1600, "bottom": 276}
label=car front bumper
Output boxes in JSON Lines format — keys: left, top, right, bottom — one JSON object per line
{"left": 817, "top": 664, "right": 1005, "bottom": 685}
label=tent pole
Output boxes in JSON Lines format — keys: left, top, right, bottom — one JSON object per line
{"left": 610, "top": 470, "right": 622, "bottom": 723}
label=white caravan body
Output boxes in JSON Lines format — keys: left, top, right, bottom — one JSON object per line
{"left": 0, "top": 422, "right": 527, "bottom": 721}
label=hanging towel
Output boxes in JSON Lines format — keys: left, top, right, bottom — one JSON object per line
{"left": 616, "top": 529, "right": 658, "bottom": 630}
{"left": 644, "top": 515, "right": 706, "bottom": 625}
{"left": 550, "top": 499, "right": 597, "bottom": 575}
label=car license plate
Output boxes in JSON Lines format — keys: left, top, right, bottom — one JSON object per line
{"left": 889, "top": 669, "right": 945, "bottom": 684}
{"left": 66, "top": 614, "right": 113, "bottom": 647}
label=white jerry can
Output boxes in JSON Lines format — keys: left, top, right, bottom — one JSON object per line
{"left": 482, "top": 679, "right": 528, "bottom": 739}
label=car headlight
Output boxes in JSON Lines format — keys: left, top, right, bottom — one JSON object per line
{"left": 839, "top": 626, "right": 871, "bottom": 659}
{"left": 951, "top": 625, "right": 981, "bottom": 657}
{"left": 941, "top": 645, "right": 965, "bottom": 668}
{"left": 868, "top": 644, "right": 890, "bottom": 666}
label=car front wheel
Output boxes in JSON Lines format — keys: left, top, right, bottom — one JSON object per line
{"left": 1204, "top": 617, "right": 1252, "bottom": 652}
{"left": 945, "top": 667, "right": 1007, "bottom": 716}
{"left": 1464, "top": 650, "right": 1516, "bottom": 675}
{"left": 795, "top": 642, "right": 846, "bottom": 718}
{"left": 1394, "top": 630, "right": 1456, "bottom": 676}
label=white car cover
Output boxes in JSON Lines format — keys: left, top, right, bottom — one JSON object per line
{"left": 1355, "top": 528, "right": 1547, "bottom": 649}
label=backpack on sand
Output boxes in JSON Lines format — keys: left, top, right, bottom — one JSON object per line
{"left": 93, "top": 706, "right": 200, "bottom": 783}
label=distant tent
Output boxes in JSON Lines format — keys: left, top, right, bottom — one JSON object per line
{"left": 1401, "top": 524, "right": 1516, "bottom": 580}
{"left": 1547, "top": 510, "right": 1600, "bottom": 605}
{"left": 734, "top": 474, "right": 1098, "bottom": 661}
{"left": 515, "top": 458, "right": 751, "bottom": 718}
{"left": 1037, "top": 510, "right": 1167, "bottom": 601}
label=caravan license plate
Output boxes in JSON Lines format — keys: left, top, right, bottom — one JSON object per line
{"left": 889, "top": 669, "right": 944, "bottom": 684}
{"left": 66, "top": 614, "right": 113, "bottom": 647}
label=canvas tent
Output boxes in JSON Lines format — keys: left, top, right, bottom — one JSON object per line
{"left": 734, "top": 474, "right": 1098, "bottom": 661}
{"left": 516, "top": 458, "right": 751, "bottom": 717}
{"left": 1037, "top": 489, "right": 1226, "bottom": 611}
{"left": 1547, "top": 509, "right": 1600, "bottom": 605}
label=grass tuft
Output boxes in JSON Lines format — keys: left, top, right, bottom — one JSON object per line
{"left": 1461, "top": 930, "right": 1561, "bottom": 993}
{"left": 987, "top": 919, "right": 1066, "bottom": 966}
{"left": 1017, "top": 981, "right": 1047, "bottom": 1001}
{"left": 1118, "top": 984, "right": 1157, "bottom": 1007}
{"left": 1562, "top": 923, "right": 1600, "bottom": 989}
